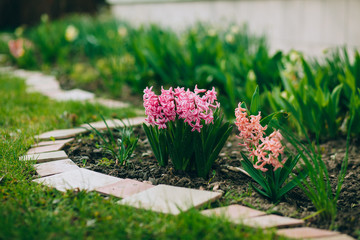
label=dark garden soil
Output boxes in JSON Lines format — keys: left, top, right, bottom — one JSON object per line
{"left": 63, "top": 125, "right": 360, "bottom": 238}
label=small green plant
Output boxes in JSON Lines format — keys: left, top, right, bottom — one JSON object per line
{"left": 267, "top": 55, "right": 343, "bottom": 139}
{"left": 278, "top": 106, "right": 354, "bottom": 227}
{"left": 97, "top": 157, "right": 114, "bottom": 167}
{"left": 236, "top": 87, "right": 306, "bottom": 203}
{"left": 143, "top": 86, "right": 232, "bottom": 178}
{"left": 87, "top": 116, "right": 138, "bottom": 166}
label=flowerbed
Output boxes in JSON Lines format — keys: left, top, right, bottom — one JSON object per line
{"left": 63, "top": 125, "right": 360, "bottom": 238}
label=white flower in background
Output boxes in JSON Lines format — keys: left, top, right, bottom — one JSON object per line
{"left": 225, "top": 34, "right": 235, "bottom": 44}
{"left": 247, "top": 69, "right": 256, "bottom": 81}
{"left": 230, "top": 25, "right": 240, "bottom": 34}
{"left": 117, "top": 27, "right": 128, "bottom": 37}
{"left": 65, "top": 25, "right": 79, "bottom": 42}
{"left": 207, "top": 28, "right": 217, "bottom": 37}
{"left": 289, "top": 50, "right": 300, "bottom": 62}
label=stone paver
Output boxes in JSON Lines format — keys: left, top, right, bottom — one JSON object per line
{"left": 26, "top": 75, "right": 60, "bottom": 90}
{"left": 277, "top": 227, "right": 340, "bottom": 239}
{"left": 201, "top": 204, "right": 265, "bottom": 221}
{"left": 20, "top": 150, "right": 68, "bottom": 163}
{"left": 36, "top": 128, "right": 88, "bottom": 140}
{"left": 33, "top": 168, "right": 121, "bottom": 192}
{"left": 119, "top": 184, "right": 222, "bottom": 215}
{"left": 51, "top": 89, "right": 95, "bottom": 101}
{"left": 81, "top": 119, "right": 125, "bottom": 130}
{"left": 127, "top": 116, "right": 146, "bottom": 126}
{"left": 34, "top": 159, "right": 79, "bottom": 177}
{"left": 241, "top": 214, "right": 304, "bottom": 229}
{"left": 27, "top": 143, "right": 66, "bottom": 154}
{"left": 89, "top": 98, "right": 130, "bottom": 108}
{"left": 313, "top": 234, "right": 355, "bottom": 240}
{"left": 33, "top": 138, "right": 74, "bottom": 147}
{"left": 81, "top": 116, "right": 146, "bottom": 130}
{"left": 95, "top": 178, "right": 154, "bottom": 199}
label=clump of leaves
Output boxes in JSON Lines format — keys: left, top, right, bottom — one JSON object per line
{"left": 87, "top": 115, "right": 138, "bottom": 166}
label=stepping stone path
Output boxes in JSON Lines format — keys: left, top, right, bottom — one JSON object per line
{"left": 34, "top": 159, "right": 79, "bottom": 177}
{"left": 9, "top": 68, "right": 354, "bottom": 239}
{"left": 95, "top": 178, "right": 154, "bottom": 199}
{"left": 32, "top": 138, "right": 74, "bottom": 147}
{"left": 119, "top": 184, "right": 222, "bottom": 215}
{"left": 34, "top": 168, "right": 121, "bottom": 192}
{"left": 36, "top": 128, "right": 88, "bottom": 140}
{"left": 201, "top": 204, "right": 266, "bottom": 219}
{"left": 27, "top": 143, "right": 68, "bottom": 154}
{"left": 0, "top": 67, "right": 130, "bottom": 109}
{"left": 277, "top": 227, "right": 341, "bottom": 239}
{"left": 20, "top": 150, "right": 68, "bottom": 163}
{"left": 81, "top": 116, "right": 146, "bottom": 130}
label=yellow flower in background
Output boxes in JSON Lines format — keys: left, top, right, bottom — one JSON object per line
{"left": 65, "top": 25, "right": 79, "bottom": 42}
{"left": 41, "top": 14, "right": 49, "bottom": 23}
{"left": 225, "top": 34, "right": 235, "bottom": 44}
{"left": 117, "top": 27, "right": 128, "bottom": 37}
{"left": 207, "top": 28, "right": 217, "bottom": 37}
{"left": 14, "top": 26, "right": 24, "bottom": 37}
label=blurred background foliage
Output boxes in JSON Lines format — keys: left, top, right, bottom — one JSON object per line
{"left": 0, "top": 14, "right": 359, "bottom": 140}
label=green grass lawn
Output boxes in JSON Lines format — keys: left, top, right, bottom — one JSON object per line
{"left": 0, "top": 73, "right": 286, "bottom": 239}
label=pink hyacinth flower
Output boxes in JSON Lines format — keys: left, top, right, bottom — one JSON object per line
{"left": 235, "top": 102, "right": 285, "bottom": 172}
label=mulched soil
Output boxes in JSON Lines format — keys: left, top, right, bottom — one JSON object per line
{"left": 63, "top": 125, "right": 360, "bottom": 238}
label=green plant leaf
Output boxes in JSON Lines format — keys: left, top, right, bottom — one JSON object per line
{"left": 250, "top": 85, "right": 260, "bottom": 115}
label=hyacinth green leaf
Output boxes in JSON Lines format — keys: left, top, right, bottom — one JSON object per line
{"left": 251, "top": 183, "right": 271, "bottom": 199}
{"left": 195, "top": 111, "right": 232, "bottom": 178}
{"left": 143, "top": 123, "right": 168, "bottom": 166}
{"left": 166, "top": 119, "right": 195, "bottom": 171}
{"left": 277, "top": 170, "right": 307, "bottom": 200}
{"left": 301, "top": 57, "right": 316, "bottom": 88}
{"left": 240, "top": 153, "right": 268, "bottom": 190}
{"left": 250, "top": 85, "right": 260, "bottom": 115}
{"left": 278, "top": 154, "right": 302, "bottom": 186}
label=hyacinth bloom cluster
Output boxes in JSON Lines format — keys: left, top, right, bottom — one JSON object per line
{"left": 143, "top": 85, "right": 220, "bottom": 132}
{"left": 235, "top": 103, "right": 285, "bottom": 172}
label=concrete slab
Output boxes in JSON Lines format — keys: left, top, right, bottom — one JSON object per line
{"left": 33, "top": 168, "right": 121, "bottom": 192}
{"left": 81, "top": 116, "right": 146, "bottom": 130}
{"left": 241, "top": 214, "right": 304, "bottom": 229}
{"left": 95, "top": 178, "right": 154, "bottom": 199}
{"left": 89, "top": 98, "right": 130, "bottom": 108}
{"left": 51, "top": 89, "right": 95, "bottom": 101}
{"left": 81, "top": 119, "right": 125, "bottom": 130}
{"left": 27, "top": 143, "right": 65, "bottom": 154}
{"left": 313, "top": 234, "right": 356, "bottom": 240}
{"left": 33, "top": 138, "right": 74, "bottom": 147}
{"left": 36, "top": 128, "right": 88, "bottom": 140}
{"left": 119, "top": 184, "right": 222, "bottom": 215}
{"left": 34, "top": 159, "right": 79, "bottom": 177}
{"left": 20, "top": 150, "right": 68, "bottom": 163}
{"left": 277, "top": 227, "right": 340, "bottom": 239}
{"left": 201, "top": 204, "right": 265, "bottom": 221}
